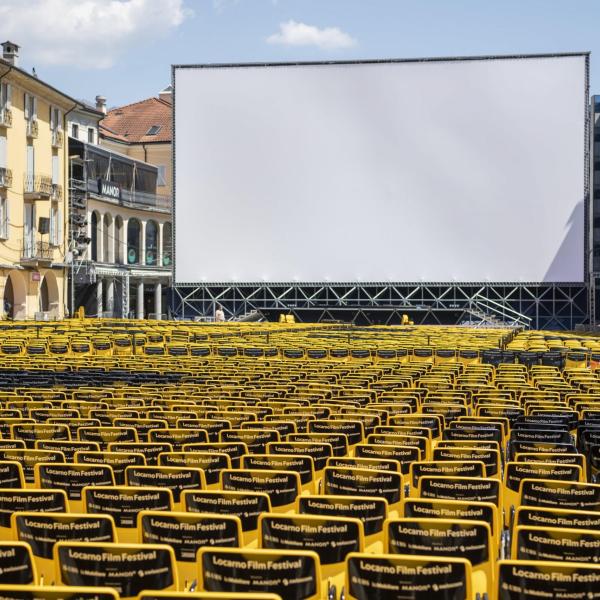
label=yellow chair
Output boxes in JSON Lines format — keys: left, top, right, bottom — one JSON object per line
{"left": 322, "top": 466, "right": 403, "bottom": 514}
{"left": 0, "top": 586, "right": 118, "bottom": 600}
{"left": 124, "top": 465, "right": 205, "bottom": 510}
{"left": 259, "top": 512, "right": 363, "bottom": 597}
{"left": 0, "top": 542, "right": 37, "bottom": 584}
{"left": 385, "top": 517, "right": 494, "bottom": 597}
{"left": 54, "top": 542, "right": 178, "bottom": 598}
{"left": 495, "top": 560, "right": 600, "bottom": 600}
{"left": 11, "top": 512, "right": 116, "bottom": 585}
{"left": 83, "top": 485, "right": 174, "bottom": 543}
{"left": 219, "top": 469, "right": 301, "bottom": 514}
{"left": 138, "top": 510, "right": 242, "bottom": 589}
{"left": 297, "top": 494, "right": 388, "bottom": 553}
{"left": 196, "top": 548, "right": 321, "bottom": 600}
{"left": 345, "top": 552, "right": 472, "bottom": 600}
{"left": 138, "top": 593, "right": 281, "bottom": 600}
{"left": 182, "top": 489, "right": 271, "bottom": 548}
{"left": 34, "top": 462, "right": 115, "bottom": 512}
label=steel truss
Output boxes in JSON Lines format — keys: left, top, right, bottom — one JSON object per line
{"left": 171, "top": 282, "right": 589, "bottom": 330}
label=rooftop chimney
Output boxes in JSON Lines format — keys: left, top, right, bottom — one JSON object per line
{"left": 95, "top": 95, "right": 107, "bottom": 115}
{"left": 1, "top": 41, "right": 19, "bottom": 67}
{"left": 159, "top": 85, "right": 172, "bottom": 104}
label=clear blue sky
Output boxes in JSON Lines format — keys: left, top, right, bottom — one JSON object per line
{"left": 3, "top": 0, "right": 599, "bottom": 107}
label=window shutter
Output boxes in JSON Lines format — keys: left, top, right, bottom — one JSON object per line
{"left": 52, "top": 154, "right": 59, "bottom": 184}
{"left": 50, "top": 106, "right": 55, "bottom": 130}
{"left": 0, "top": 135, "right": 6, "bottom": 169}
{"left": 49, "top": 206, "right": 55, "bottom": 244}
{"left": 24, "top": 94, "right": 29, "bottom": 120}
{"left": 32, "top": 97, "right": 37, "bottom": 120}
{"left": 5, "top": 196, "right": 10, "bottom": 239}
{"left": 0, "top": 198, "right": 5, "bottom": 239}
{"left": 5, "top": 84, "right": 11, "bottom": 109}
{"left": 58, "top": 208, "right": 63, "bottom": 246}
{"left": 58, "top": 109, "right": 63, "bottom": 131}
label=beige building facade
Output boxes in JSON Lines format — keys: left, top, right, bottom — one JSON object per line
{"left": 0, "top": 41, "right": 75, "bottom": 320}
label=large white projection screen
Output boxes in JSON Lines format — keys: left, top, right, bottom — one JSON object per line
{"left": 174, "top": 54, "right": 587, "bottom": 283}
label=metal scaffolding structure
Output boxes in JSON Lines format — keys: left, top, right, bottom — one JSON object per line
{"left": 171, "top": 282, "right": 589, "bottom": 330}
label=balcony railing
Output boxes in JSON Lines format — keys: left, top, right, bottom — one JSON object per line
{"left": 0, "top": 108, "right": 12, "bottom": 128}
{"left": 21, "top": 239, "right": 53, "bottom": 262}
{"left": 26, "top": 119, "right": 38, "bottom": 138}
{"left": 24, "top": 174, "right": 53, "bottom": 199}
{"left": 0, "top": 168, "right": 12, "bottom": 189}
{"left": 51, "top": 129, "right": 63, "bottom": 148}
{"left": 51, "top": 183, "right": 63, "bottom": 202}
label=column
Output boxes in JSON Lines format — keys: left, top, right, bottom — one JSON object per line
{"left": 158, "top": 222, "right": 164, "bottom": 267}
{"left": 108, "top": 217, "right": 116, "bottom": 263}
{"left": 106, "top": 278, "right": 115, "bottom": 317}
{"left": 122, "top": 218, "right": 128, "bottom": 265}
{"left": 97, "top": 214, "right": 104, "bottom": 263}
{"left": 136, "top": 281, "right": 144, "bottom": 319}
{"left": 154, "top": 282, "right": 162, "bottom": 320}
{"left": 140, "top": 220, "right": 146, "bottom": 265}
{"left": 96, "top": 278, "right": 103, "bottom": 317}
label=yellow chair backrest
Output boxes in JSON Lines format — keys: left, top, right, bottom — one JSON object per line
{"left": 322, "top": 466, "right": 403, "bottom": 514}
{"left": 241, "top": 454, "right": 316, "bottom": 494}
{"left": 345, "top": 552, "right": 472, "bottom": 600}
{"left": 220, "top": 469, "right": 301, "bottom": 513}
{"left": 54, "top": 542, "right": 178, "bottom": 599}
{"left": 181, "top": 489, "right": 271, "bottom": 548}
{"left": 496, "top": 560, "right": 600, "bottom": 600}
{"left": 0, "top": 542, "right": 37, "bottom": 585}
{"left": 384, "top": 517, "right": 494, "bottom": 597}
{"left": 0, "top": 586, "right": 118, "bottom": 600}
{"left": 197, "top": 547, "right": 320, "bottom": 600}
{"left": 83, "top": 485, "right": 174, "bottom": 543}
{"left": 11, "top": 511, "right": 116, "bottom": 585}
{"left": 138, "top": 510, "right": 242, "bottom": 589}
{"left": 34, "top": 462, "right": 115, "bottom": 512}
{"left": 138, "top": 593, "right": 281, "bottom": 600}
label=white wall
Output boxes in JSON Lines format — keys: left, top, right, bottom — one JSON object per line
{"left": 68, "top": 110, "right": 100, "bottom": 144}
{"left": 174, "top": 55, "right": 587, "bottom": 284}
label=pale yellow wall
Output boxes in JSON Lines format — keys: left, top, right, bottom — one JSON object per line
{"left": 0, "top": 69, "right": 72, "bottom": 319}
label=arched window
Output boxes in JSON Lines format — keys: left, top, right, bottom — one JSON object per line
{"left": 127, "top": 219, "right": 140, "bottom": 265}
{"left": 90, "top": 212, "right": 98, "bottom": 261}
{"left": 145, "top": 220, "right": 158, "bottom": 266}
{"left": 162, "top": 222, "right": 172, "bottom": 266}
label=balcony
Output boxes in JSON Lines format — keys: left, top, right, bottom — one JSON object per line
{"left": 26, "top": 119, "right": 38, "bottom": 139}
{"left": 0, "top": 108, "right": 12, "bottom": 128}
{"left": 24, "top": 174, "right": 53, "bottom": 200}
{"left": 0, "top": 168, "right": 12, "bottom": 189}
{"left": 21, "top": 239, "right": 53, "bottom": 263}
{"left": 51, "top": 129, "right": 63, "bottom": 149}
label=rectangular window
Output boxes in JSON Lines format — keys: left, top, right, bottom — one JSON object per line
{"left": 24, "top": 94, "right": 36, "bottom": 121}
{"left": 87, "top": 128, "right": 95, "bottom": 144}
{"left": 157, "top": 165, "right": 167, "bottom": 186}
{"left": 50, "top": 106, "right": 61, "bottom": 131}
{"left": 72, "top": 123, "right": 79, "bottom": 138}
{"left": 0, "top": 196, "right": 8, "bottom": 240}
